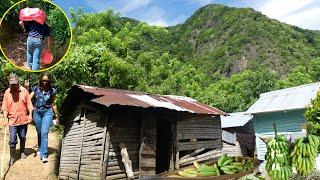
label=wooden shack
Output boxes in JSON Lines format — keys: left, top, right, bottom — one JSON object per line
{"left": 220, "top": 112, "right": 255, "bottom": 157}
{"left": 59, "top": 85, "right": 226, "bottom": 179}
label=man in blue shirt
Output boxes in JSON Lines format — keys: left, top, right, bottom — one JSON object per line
{"left": 19, "top": 20, "right": 51, "bottom": 70}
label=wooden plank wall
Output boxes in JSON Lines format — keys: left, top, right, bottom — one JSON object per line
{"left": 60, "top": 106, "right": 107, "bottom": 180}
{"left": 106, "top": 107, "right": 141, "bottom": 180}
{"left": 59, "top": 106, "right": 83, "bottom": 179}
{"left": 79, "top": 109, "right": 106, "bottom": 179}
{"left": 177, "top": 115, "right": 222, "bottom": 167}
{"left": 222, "top": 142, "right": 242, "bottom": 156}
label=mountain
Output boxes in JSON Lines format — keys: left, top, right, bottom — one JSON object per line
{"left": 169, "top": 4, "right": 320, "bottom": 77}
{"left": 1, "top": 3, "right": 320, "bottom": 113}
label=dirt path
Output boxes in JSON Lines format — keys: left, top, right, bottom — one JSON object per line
{"left": 0, "top": 123, "right": 60, "bottom": 180}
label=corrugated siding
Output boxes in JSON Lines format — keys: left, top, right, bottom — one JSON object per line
{"left": 254, "top": 110, "right": 306, "bottom": 160}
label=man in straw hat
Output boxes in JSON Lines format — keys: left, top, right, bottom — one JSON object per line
{"left": 1, "top": 73, "right": 33, "bottom": 166}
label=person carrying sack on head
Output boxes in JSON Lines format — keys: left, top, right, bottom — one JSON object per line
{"left": 19, "top": 8, "right": 51, "bottom": 70}
{"left": 1, "top": 73, "right": 33, "bottom": 166}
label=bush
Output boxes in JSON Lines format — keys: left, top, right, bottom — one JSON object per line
{"left": 305, "top": 91, "right": 320, "bottom": 135}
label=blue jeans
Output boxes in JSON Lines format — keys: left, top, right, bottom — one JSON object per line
{"left": 27, "top": 36, "right": 44, "bottom": 70}
{"left": 9, "top": 125, "right": 28, "bottom": 148}
{"left": 33, "top": 107, "right": 53, "bottom": 158}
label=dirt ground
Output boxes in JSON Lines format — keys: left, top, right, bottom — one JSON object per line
{"left": 0, "top": 121, "right": 60, "bottom": 180}
{"left": 1, "top": 33, "right": 29, "bottom": 69}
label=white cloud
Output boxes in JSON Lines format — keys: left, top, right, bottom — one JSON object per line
{"left": 122, "top": 0, "right": 150, "bottom": 14}
{"left": 258, "top": 0, "right": 315, "bottom": 19}
{"left": 282, "top": 7, "right": 320, "bottom": 30}
{"left": 255, "top": 0, "right": 320, "bottom": 30}
{"left": 143, "top": 6, "right": 169, "bottom": 26}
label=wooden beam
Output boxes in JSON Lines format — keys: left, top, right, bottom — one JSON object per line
{"left": 178, "top": 139, "right": 222, "bottom": 151}
{"left": 175, "top": 120, "right": 179, "bottom": 169}
{"left": 77, "top": 110, "right": 86, "bottom": 179}
{"left": 119, "top": 143, "right": 134, "bottom": 179}
{"left": 100, "top": 111, "right": 108, "bottom": 180}
{"left": 180, "top": 148, "right": 205, "bottom": 160}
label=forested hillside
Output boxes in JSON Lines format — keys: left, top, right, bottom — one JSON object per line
{"left": 170, "top": 5, "right": 320, "bottom": 77}
{"left": 1, "top": 3, "right": 320, "bottom": 113}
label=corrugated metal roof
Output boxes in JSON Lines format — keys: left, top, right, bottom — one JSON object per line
{"left": 246, "top": 82, "right": 320, "bottom": 114}
{"left": 220, "top": 112, "right": 253, "bottom": 128}
{"left": 76, "top": 85, "right": 226, "bottom": 115}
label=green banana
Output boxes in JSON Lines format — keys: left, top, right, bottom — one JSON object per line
{"left": 197, "top": 164, "right": 216, "bottom": 172}
{"left": 234, "top": 165, "right": 244, "bottom": 172}
{"left": 308, "top": 135, "right": 315, "bottom": 146}
{"left": 220, "top": 166, "right": 231, "bottom": 171}
{"left": 218, "top": 153, "right": 227, "bottom": 167}
{"left": 221, "top": 158, "right": 234, "bottom": 167}
{"left": 199, "top": 171, "right": 217, "bottom": 176}
{"left": 223, "top": 170, "right": 235, "bottom": 175}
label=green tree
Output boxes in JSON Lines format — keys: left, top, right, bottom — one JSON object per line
{"left": 305, "top": 92, "right": 320, "bottom": 135}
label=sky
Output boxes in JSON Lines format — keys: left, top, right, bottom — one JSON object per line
{"left": 53, "top": 0, "right": 320, "bottom": 30}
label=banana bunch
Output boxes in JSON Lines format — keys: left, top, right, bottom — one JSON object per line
{"left": 217, "top": 154, "right": 252, "bottom": 175}
{"left": 291, "top": 135, "right": 319, "bottom": 176}
{"left": 265, "top": 135, "right": 292, "bottom": 180}
{"left": 268, "top": 164, "right": 292, "bottom": 180}
{"left": 174, "top": 162, "right": 220, "bottom": 177}
{"left": 173, "top": 155, "right": 254, "bottom": 178}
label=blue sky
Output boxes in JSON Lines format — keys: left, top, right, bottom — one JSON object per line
{"left": 53, "top": 0, "right": 320, "bottom": 30}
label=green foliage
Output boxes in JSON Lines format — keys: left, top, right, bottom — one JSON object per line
{"left": 1, "top": 4, "right": 320, "bottom": 116}
{"left": 47, "top": 7, "right": 70, "bottom": 42}
{"left": 305, "top": 92, "right": 320, "bottom": 135}
{"left": 200, "top": 68, "right": 277, "bottom": 112}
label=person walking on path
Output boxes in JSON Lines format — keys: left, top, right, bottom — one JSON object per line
{"left": 1, "top": 73, "right": 33, "bottom": 166}
{"left": 19, "top": 19, "right": 51, "bottom": 70}
{"left": 30, "top": 73, "right": 58, "bottom": 163}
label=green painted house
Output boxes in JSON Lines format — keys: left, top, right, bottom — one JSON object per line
{"left": 246, "top": 82, "right": 320, "bottom": 160}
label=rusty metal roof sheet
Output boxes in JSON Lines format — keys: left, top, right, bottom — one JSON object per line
{"left": 76, "top": 85, "right": 226, "bottom": 115}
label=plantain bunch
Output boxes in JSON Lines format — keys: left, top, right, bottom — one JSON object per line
{"left": 291, "top": 135, "right": 319, "bottom": 176}
{"left": 265, "top": 135, "right": 292, "bottom": 180}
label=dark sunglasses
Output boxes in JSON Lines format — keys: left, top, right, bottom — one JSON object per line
{"left": 42, "top": 80, "right": 49, "bottom": 83}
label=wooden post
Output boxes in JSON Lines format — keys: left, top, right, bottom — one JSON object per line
{"left": 273, "top": 123, "right": 278, "bottom": 137}
{"left": 77, "top": 108, "right": 87, "bottom": 179}
{"left": 119, "top": 143, "right": 134, "bottom": 179}
{"left": 101, "top": 111, "right": 109, "bottom": 179}
{"left": 175, "top": 117, "right": 180, "bottom": 169}
{"left": 169, "top": 124, "right": 175, "bottom": 171}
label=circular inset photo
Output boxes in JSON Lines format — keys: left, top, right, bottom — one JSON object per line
{"left": 0, "top": 0, "right": 72, "bottom": 72}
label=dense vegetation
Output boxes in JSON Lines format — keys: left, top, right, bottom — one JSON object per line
{"left": 1, "top": 4, "right": 320, "bottom": 113}
{"left": 305, "top": 92, "right": 320, "bottom": 135}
